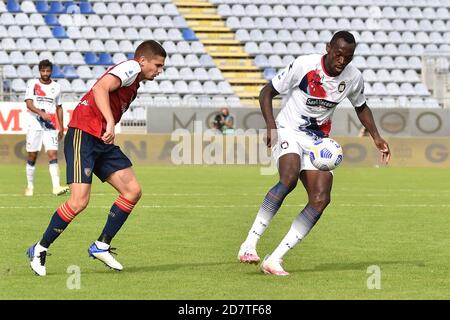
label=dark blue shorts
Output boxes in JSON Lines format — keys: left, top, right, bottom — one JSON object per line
{"left": 64, "top": 127, "right": 132, "bottom": 184}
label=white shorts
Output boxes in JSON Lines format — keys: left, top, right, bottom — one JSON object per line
{"left": 26, "top": 129, "right": 59, "bottom": 152}
{"left": 271, "top": 128, "right": 319, "bottom": 173}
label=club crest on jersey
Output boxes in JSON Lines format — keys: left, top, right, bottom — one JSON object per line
{"left": 281, "top": 141, "right": 289, "bottom": 149}
{"left": 338, "top": 81, "right": 346, "bottom": 93}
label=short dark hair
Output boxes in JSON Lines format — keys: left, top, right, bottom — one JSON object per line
{"left": 38, "top": 59, "right": 53, "bottom": 70}
{"left": 134, "top": 40, "right": 167, "bottom": 59}
{"left": 330, "top": 31, "right": 356, "bottom": 46}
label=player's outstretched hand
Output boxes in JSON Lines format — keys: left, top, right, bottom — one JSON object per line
{"left": 102, "top": 122, "right": 115, "bottom": 144}
{"left": 374, "top": 137, "right": 391, "bottom": 165}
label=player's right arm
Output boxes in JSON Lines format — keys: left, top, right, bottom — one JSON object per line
{"left": 262, "top": 57, "right": 305, "bottom": 147}
{"left": 91, "top": 74, "right": 121, "bottom": 144}
{"left": 259, "top": 82, "right": 279, "bottom": 147}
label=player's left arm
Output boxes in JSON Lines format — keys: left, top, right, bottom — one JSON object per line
{"left": 56, "top": 105, "right": 64, "bottom": 140}
{"left": 355, "top": 103, "right": 391, "bottom": 164}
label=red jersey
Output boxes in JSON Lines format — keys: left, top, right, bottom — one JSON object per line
{"left": 68, "top": 60, "right": 141, "bottom": 138}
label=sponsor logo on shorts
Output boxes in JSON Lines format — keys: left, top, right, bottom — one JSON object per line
{"left": 281, "top": 141, "right": 289, "bottom": 149}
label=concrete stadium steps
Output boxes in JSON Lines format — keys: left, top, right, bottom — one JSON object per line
{"left": 174, "top": 0, "right": 266, "bottom": 104}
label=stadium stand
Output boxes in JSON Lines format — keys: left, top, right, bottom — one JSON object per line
{"left": 0, "top": 0, "right": 449, "bottom": 110}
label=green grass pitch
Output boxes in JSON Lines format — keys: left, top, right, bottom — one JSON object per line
{"left": 0, "top": 164, "right": 449, "bottom": 299}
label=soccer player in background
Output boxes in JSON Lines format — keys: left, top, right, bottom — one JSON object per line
{"left": 238, "top": 31, "right": 391, "bottom": 275}
{"left": 27, "top": 40, "right": 166, "bottom": 276}
{"left": 24, "top": 60, "right": 69, "bottom": 196}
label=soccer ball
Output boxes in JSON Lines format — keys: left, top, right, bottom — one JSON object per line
{"left": 309, "top": 138, "right": 343, "bottom": 171}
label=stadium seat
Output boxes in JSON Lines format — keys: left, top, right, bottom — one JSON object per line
{"left": 1, "top": 13, "right": 15, "bottom": 25}
{"left": 7, "top": 0, "right": 21, "bottom": 13}
{"left": 7, "top": 25, "right": 23, "bottom": 38}
{"left": 92, "top": 66, "right": 106, "bottom": 78}
{"left": 179, "top": 67, "right": 195, "bottom": 81}
{"left": 79, "top": 1, "right": 94, "bottom": 14}
{"left": 208, "top": 68, "right": 224, "bottom": 81}
{"left": 194, "top": 68, "right": 209, "bottom": 81}
{"left": 52, "top": 26, "right": 68, "bottom": 39}
{"left": 263, "top": 68, "right": 276, "bottom": 80}
{"left": 12, "top": 79, "right": 27, "bottom": 92}
{"left": 62, "top": 65, "right": 78, "bottom": 79}
{"left": 97, "top": 53, "right": 113, "bottom": 65}
{"left": 84, "top": 52, "right": 98, "bottom": 65}
{"left": 49, "top": 1, "right": 65, "bottom": 14}
{"left": 2, "top": 65, "right": 18, "bottom": 78}
{"left": 16, "top": 38, "right": 31, "bottom": 51}
{"left": 51, "top": 65, "right": 64, "bottom": 78}
{"left": 38, "top": 51, "right": 53, "bottom": 62}
{"left": 77, "top": 65, "right": 93, "bottom": 79}
{"left": 44, "top": 14, "right": 59, "bottom": 26}
{"left": 414, "top": 83, "right": 430, "bottom": 96}
{"left": 29, "top": 13, "right": 45, "bottom": 26}
{"left": 71, "top": 79, "right": 86, "bottom": 93}
{"left": 15, "top": 13, "right": 30, "bottom": 25}
{"left": 1, "top": 38, "right": 16, "bottom": 51}
{"left": 173, "top": 80, "right": 189, "bottom": 94}
{"left": 399, "top": 83, "right": 416, "bottom": 96}
{"left": 46, "top": 38, "right": 61, "bottom": 51}
{"left": 182, "top": 28, "right": 198, "bottom": 41}
{"left": 54, "top": 51, "right": 69, "bottom": 65}
{"left": 56, "top": 79, "right": 71, "bottom": 93}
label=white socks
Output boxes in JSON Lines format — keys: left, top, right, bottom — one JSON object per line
{"left": 270, "top": 205, "right": 322, "bottom": 261}
{"left": 244, "top": 216, "right": 270, "bottom": 248}
{"left": 270, "top": 226, "right": 304, "bottom": 261}
{"left": 26, "top": 163, "right": 35, "bottom": 188}
{"left": 49, "top": 162, "right": 61, "bottom": 189}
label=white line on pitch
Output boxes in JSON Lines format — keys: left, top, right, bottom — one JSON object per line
{"left": 2, "top": 203, "right": 450, "bottom": 210}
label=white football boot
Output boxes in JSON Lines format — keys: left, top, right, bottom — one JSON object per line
{"left": 88, "top": 242, "right": 123, "bottom": 271}
{"left": 27, "top": 244, "right": 48, "bottom": 276}
{"left": 53, "top": 186, "right": 70, "bottom": 196}
{"left": 25, "top": 187, "right": 34, "bottom": 196}
{"left": 260, "top": 255, "right": 289, "bottom": 276}
{"left": 238, "top": 242, "right": 260, "bottom": 264}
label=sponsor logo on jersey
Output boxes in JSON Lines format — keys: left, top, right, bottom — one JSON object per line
{"left": 338, "top": 81, "right": 346, "bottom": 93}
{"left": 305, "top": 98, "right": 338, "bottom": 109}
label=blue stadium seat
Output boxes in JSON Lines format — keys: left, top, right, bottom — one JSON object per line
{"left": 62, "top": 65, "right": 78, "bottom": 79}
{"left": 84, "top": 52, "right": 98, "bottom": 65}
{"left": 63, "top": 1, "right": 75, "bottom": 11}
{"left": 36, "top": 1, "right": 49, "bottom": 13}
{"left": 52, "top": 26, "right": 68, "bottom": 38}
{"left": 263, "top": 68, "right": 276, "bottom": 80}
{"left": 7, "top": 0, "right": 21, "bottom": 13}
{"left": 98, "top": 53, "right": 113, "bottom": 65}
{"left": 44, "top": 14, "right": 59, "bottom": 26}
{"left": 80, "top": 2, "right": 94, "bottom": 14}
{"left": 51, "top": 65, "right": 64, "bottom": 78}
{"left": 48, "top": 1, "right": 65, "bottom": 14}
{"left": 182, "top": 28, "right": 198, "bottom": 41}
{"left": 127, "top": 52, "right": 134, "bottom": 59}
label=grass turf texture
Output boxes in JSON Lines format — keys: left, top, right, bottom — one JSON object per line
{"left": 0, "top": 164, "right": 449, "bottom": 299}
